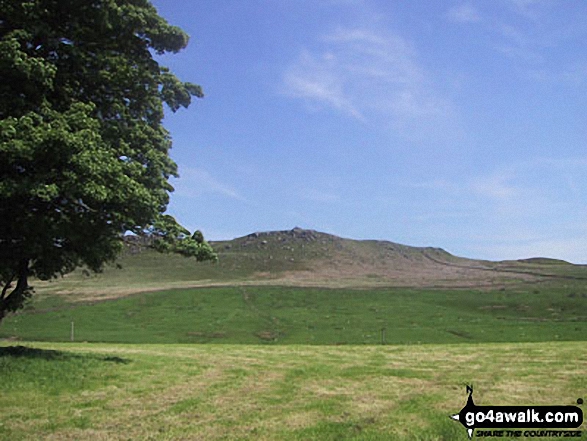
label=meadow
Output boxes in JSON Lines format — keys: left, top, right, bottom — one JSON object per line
{"left": 1, "top": 283, "right": 586, "bottom": 345}
{"left": 1, "top": 341, "right": 585, "bottom": 440}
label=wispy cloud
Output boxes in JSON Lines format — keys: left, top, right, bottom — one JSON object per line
{"left": 529, "top": 62, "right": 587, "bottom": 86}
{"left": 444, "top": 157, "right": 587, "bottom": 205}
{"left": 470, "top": 172, "right": 520, "bottom": 200}
{"left": 472, "top": 236, "right": 587, "bottom": 263}
{"left": 406, "top": 157, "right": 587, "bottom": 261}
{"left": 404, "top": 179, "right": 458, "bottom": 193}
{"left": 494, "top": 23, "right": 544, "bottom": 63}
{"left": 505, "top": 0, "right": 555, "bottom": 21}
{"left": 172, "top": 167, "right": 246, "bottom": 202}
{"left": 282, "top": 25, "right": 461, "bottom": 141}
{"left": 447, "top": 1, "right": 587, "bottom": 95}
{"left": 283, "top": 50, "right": 364, "bottom": 120}
{"left": 446, "top": 3, "right": 481, "bottom": 23}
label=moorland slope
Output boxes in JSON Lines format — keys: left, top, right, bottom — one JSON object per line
{"left": 33, "top": 227, "right": 586, "bottom": 302}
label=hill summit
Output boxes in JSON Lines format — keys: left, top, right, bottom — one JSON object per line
{"left": 37, "top": 227, "right": 581, "bottom": 302}
{"left": 206, "top": 227, "right": 541, "bottom": 288}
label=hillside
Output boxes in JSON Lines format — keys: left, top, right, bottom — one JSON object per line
{"left": 32, "top": 227, "right": 586, "bottom": 302}
{"left": 210, "top": 227, "right": 548, "bottom": 286}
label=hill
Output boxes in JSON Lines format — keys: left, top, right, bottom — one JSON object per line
{"left": 6, "top": 228, "right": 586, "bottom": 345}
{"left": 32, "top": 227, "right": 586, "bottom": 302}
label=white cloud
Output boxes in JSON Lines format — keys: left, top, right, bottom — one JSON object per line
{"left": 470, "top": 172, "right": 520, "bottom": 200}
{"left": 282, "top": 26, "right": 461, "bottom": 142}
{"left": 401, "top": 156, "right": 587, "bottom": 262}
{"left": 492, "top": 23, "right": 545, "bottom": 64}
{"left": 446, "top": 3, "right": 481, "bottom": 23}
{"left": 172, "top": 167, "right": 246, "bottom": 202}
{"left": 444, "top": 2, "right": 557, "bottom": 69}
{"left": 505, "top": 0, "right": 555, "bottom": 21}
{"left": 405, "top": 179, "right": 457, "bottom": 192}
{"left": 283, "top": 50, "right": 364, "bottom": 120}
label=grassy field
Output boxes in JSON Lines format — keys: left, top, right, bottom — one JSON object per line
{"left": 1, "top": 283, "right": 586, "bottom": 345}
{"left": 2, "top": 231, "right": 586, "bottom": 439}
{"left": 0, "top": 341, "right": 585, "bottom": 440}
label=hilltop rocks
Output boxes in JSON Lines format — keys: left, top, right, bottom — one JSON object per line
{"left": 116, "top": 227, "right": 558, "bottom": 289}
{"left": 290, "top": 227, "right": 319, "bottom": 241}
{"left": 239, "top": 227, "right": 328, "bottom": 246}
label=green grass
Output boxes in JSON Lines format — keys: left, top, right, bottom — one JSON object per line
{"left": 0, "top": 341, "right": 585, "bottom": 440}
{"left": 3, "top": 232, "right": 585, "bottom": 439}
{"left": 2, "top": 283, "right": 586, "bottom": 344}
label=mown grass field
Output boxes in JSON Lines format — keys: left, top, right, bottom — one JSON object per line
{"left": 1, "top": 283, "right": 586, "bottom": 345}
{"left": 1, "top": 341, "right": 585, "bottom": 440}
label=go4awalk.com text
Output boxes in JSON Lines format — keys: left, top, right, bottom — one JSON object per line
{"left": 450, "top": 386, "right": 583, "bottom": 439}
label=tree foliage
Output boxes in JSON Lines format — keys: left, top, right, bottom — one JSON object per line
{"left": 0, "top": 0, "right": 216, "bottom": 320}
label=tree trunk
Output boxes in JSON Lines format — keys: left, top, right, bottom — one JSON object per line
{"left": 0, "top": 259, "right": 30, "bottom": 322}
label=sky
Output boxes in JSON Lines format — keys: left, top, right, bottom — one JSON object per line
{"left": 150, "top": 0, "right": 587, "bottom": 263}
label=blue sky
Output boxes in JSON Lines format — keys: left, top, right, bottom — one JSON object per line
{"left": 151, "top": 0, "right": 587, "bottom": 263}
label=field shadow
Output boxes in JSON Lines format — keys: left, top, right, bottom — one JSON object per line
{"left": 0, "top": 345, "right": 130, "bottom": 364}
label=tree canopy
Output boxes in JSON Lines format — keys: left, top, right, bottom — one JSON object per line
{"left": 0, "top": 0, "right": 216, "bottom": 320}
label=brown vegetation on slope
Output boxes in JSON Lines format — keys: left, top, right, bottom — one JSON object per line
{"left": 33, "top": 227, "right": 583, "bottom": 302}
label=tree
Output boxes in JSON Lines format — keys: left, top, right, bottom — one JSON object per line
{"left": 0, "top": 0, "right": 217, "bottom": 321}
